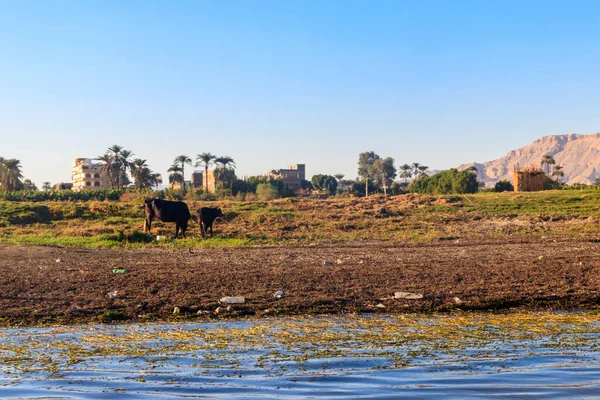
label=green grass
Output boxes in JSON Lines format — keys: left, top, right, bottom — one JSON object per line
{"left": 2, "top": 190, "right": 600, "bottom": 249}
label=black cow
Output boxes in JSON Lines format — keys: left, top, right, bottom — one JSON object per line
{"left": 144, "top": 198, "right": 191, "bottom": 238}
{"left": 196, "top": 207, "right": 223, "bottom": 238}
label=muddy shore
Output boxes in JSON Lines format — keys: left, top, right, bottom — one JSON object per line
{"left": 1, "top": 239, "right": 599, "bottom": 325}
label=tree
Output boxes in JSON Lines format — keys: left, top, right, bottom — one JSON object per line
{"left": 0, "top": 157, "right": 24, "bottom": 197}
{"left": 411, "top": 162, "right": 422, "bottom": 180}
{"left": 173, "top": 155, "right": 192, "bottom": 192}
{"left": 373, "top": 157, "right": 397, "bottom": 196}
{"left": 494, "top": 180, "right": 514, "bottom": 192}
{"left": 42, "top": 181, "right": 52, "bottom": 191}
{"left": 311, "top": 174, "right": 338, "bottom": 195}
{"left": 399, "top": 164, "right": 412, "bottom": 184}
{"left": 96, "top": 153, "right": 117, "bottom": 188}
{"left": 96, "top": 145, "right": 134, "bottom": 189}
{"left": 118, "top": 149, "right": 134, "bottom": 188}
{"left": 358, "top": 151, "right": 380, "bottom": 197}
{"left": 417, "top": 165, "right": 429, "bottom": 178}
{"left": 552, "top": 165, "right": 565, "bottom": 183}
{"left": 196, "top": 152, "right": 216, "bottom": 192}
{"left": 256, "top": 183, "right": 280, "bottom": 200}
{"left": 214, "top": 156, "right": 236, "bottom": 193}
{"left": 150, "top": 173, "right": 163, "bottom": 189}
{"left": 409, "top": 168, "right": 478, "bottom": 194}
{"left": 22, "top": 179, "right": 37, "bottom": 191}
{"left": 541, "top": 154, "right": 556, "bottom": 174}
{"left": 131, "top": 159, "right": 161, "bottom": 190}
{"left": 467, "top": 165, "right": 478, "bottom": 175}
{"left": 167, "top": 164, "right": 184, "bottom": 189}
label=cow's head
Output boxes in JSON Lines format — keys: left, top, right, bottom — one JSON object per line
{"left": 144, "top": 198, "right": 156, "bottom": 216}
{"left": 216, "top": 207, "right": 223, "bottom": 218}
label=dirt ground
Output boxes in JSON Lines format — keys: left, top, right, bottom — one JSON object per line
{"left": 1, "top": 238, "right": 600, "bottom": 325}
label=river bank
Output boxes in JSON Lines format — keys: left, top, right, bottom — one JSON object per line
{"left": 1, "top": 238, "right": 599, "bottom": 326}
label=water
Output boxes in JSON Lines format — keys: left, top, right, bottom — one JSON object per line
{"left": 1, "top": 312, "right": 600, "bottom": 398}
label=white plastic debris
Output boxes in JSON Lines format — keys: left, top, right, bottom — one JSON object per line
{"left": 453, "top": 297, "right": 463, "bottom": 304}
{"left": 107, "top": 290, "right": 118, "bottom": 299}
{"left": 173, "top": 307, "right": 181, "bottom": 314}
{"left": 55, "top": 259, "right": 61, "bottom": 263}
{"left": 394, "top": 291, "right": 423, "bottom": 300}
{"left": 220, "top": 296, "right": 245, "bottom": 304}
{"left": 274, "top": 291, "right": 284, "bottom": 299}
{"left": 375, "top": 303, "right": 386, "bottom": 309}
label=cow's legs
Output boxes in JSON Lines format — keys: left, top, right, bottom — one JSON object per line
{"left": 175, "top": 224, "right": 180, "bottom": 239}
{"left": 200, "top": 221, "right": 207, "bottom": 239}
{"left": 181, "top": 221, "right": 188, "bottom": 238}
{"left": 145, "top": 217, "right": 152, "bottom": 232}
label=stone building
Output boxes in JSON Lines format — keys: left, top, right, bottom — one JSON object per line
{"left": 513, "top": 164, "right": 544, "bottom": 192}
{"left": 267, "top": 164, "right": 305, "bottom": 191}
{"left": 191, "top": 170, "right": 217, "bottom": 193}
{"left": 72, "top": 158, "right": 109, "bottom": 191}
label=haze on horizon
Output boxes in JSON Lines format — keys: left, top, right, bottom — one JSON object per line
{"left": 2, "top": 0, "right": 600, "bottom": 187}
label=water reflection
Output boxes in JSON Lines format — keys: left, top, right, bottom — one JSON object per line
{"left": 1, "top": 312, "right": 600, "bottom": 398}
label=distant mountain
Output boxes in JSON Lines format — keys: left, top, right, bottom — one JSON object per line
{"left": 458, "top": 133, "right": 600, "bottom": 186}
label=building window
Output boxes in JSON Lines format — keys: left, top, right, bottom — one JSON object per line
{"left": 94, "top": 182, "right": 100, "bottom": 186}
{"left": 94, "top": 173, "right": 100, "bottom": 178}
{"left": 85, "top": 173, "right": 91, "bottom": 178}
{"left": 85, "top": 182, "right": 91, "bottom": 186}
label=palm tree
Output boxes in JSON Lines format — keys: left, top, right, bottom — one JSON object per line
{"left": 167, "top": 164, "right": 184, "bottom": 189}
{"left": 150, "top": 173, "right": 163, "bottom": 189}
{"left": 195, "top": 152, "right": 216, "bottom": 192}
{"left": 399, "top": 164, "right": 412, "bottom": 184}
{"left": 411, "top": 162, "right": 422, "bottom": 180}
{"left": 173, "top": 155, "right": 192, "bottom": 191}
{"left": 467, "top": 165, "right": 478, "bottom": 175}
{"left": 552, "top": 165, "right": 565, "bottom": 183}
{"left": 214, "top": 156, "right": 236, "bottom": 192}
{"left": 118, "top": 149, "right": 134, "bottom": 188}
{"left": 0, "top": 158, "right": 23, "bottom": 197}
{"left": 417, "top": 165, "right": 429, "bottom": 178}
{"left": 42, "top": 181, "right": 52, "bottom": 191}
{"left": 541, "top": 154, "right": 556, "bottom": 174}
{"left": 131, "top": 158, "right": 150, "bottom": 189}
{"left": 96, "top": 153, "right": 117, "bottom": 188}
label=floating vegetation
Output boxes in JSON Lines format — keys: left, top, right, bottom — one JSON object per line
{"left": 0, "top": 311, "right": 599, "bottom": 379}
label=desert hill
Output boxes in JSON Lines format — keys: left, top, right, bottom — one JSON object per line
{"left": 458, "top": 133, "right": 600, "bottom": 186}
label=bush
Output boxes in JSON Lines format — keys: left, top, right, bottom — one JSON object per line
{"left": 409, "top": 169, "right": 478, "bottom": 194}
{"left": 494, "top": 180, "right": 514, "bottom": 192}
{"left": 256, "top": 183, "right": 280, "bottom": 200}
{"left": 0, "top": 189, "right": 123, "bottom": 202}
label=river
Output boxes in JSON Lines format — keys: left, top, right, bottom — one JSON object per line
{"left": 1, "top": 312, "right": 599, "bottom": 398}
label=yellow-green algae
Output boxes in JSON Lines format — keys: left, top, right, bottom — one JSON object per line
{"left": 1, "top": 311, "right": 599, "bottom": 377}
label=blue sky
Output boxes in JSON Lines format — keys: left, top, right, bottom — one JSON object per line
{"left": 2, "top": 0, "right": 600, "bottom": 186}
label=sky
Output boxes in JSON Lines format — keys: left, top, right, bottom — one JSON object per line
{"left": 2, "top": 0, "right": 600, "bottom": 186}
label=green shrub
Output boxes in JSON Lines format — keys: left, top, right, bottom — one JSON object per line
{"left": 0, "top": 189, "right": 123, "bottom": 202}
{"left": 494, "top": 180, "right": 514, "bottom": 192}
{"left": 256, "top": 183, "right": 280, "bottom": 200}
{"left": 409, "top": 169, "right": 478, "bottom": 194}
